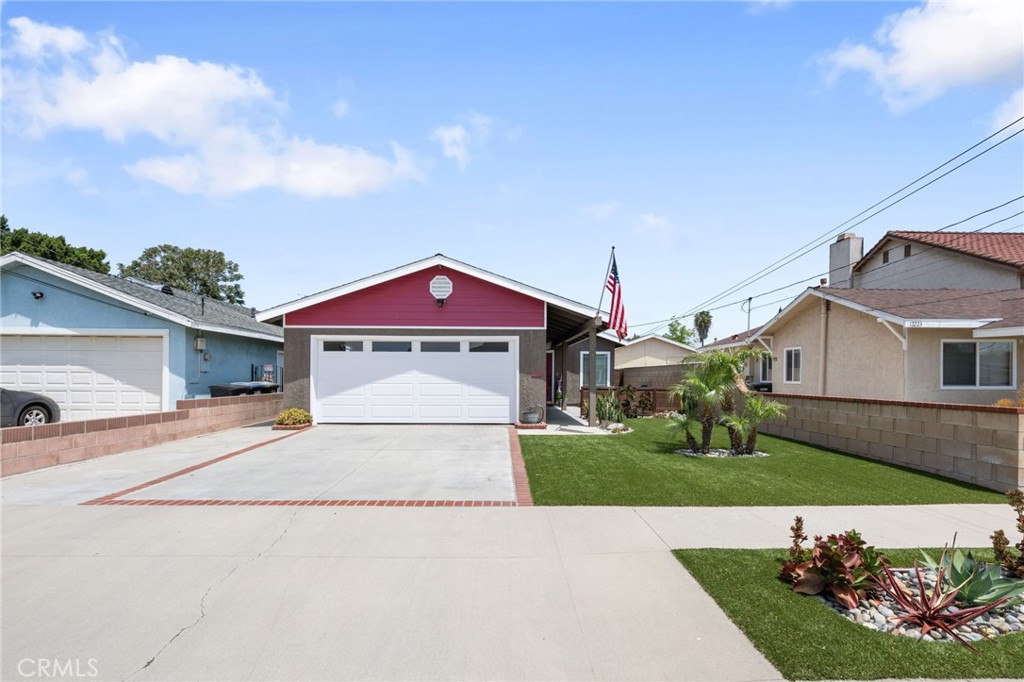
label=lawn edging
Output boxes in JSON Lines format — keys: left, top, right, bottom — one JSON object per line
{"left": 1, "top": 393, "right": 283, "bottom": 477}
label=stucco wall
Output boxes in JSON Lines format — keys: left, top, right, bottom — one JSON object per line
{"left": 615, "top": 339, "right": 692, "bottom": 369}
{"left": 769, "top": 299, "right": 821, "bottom": 395}
{"left": 763, "top": 393, "right": 1024, "bottom": 492}
{"left": 184, "top": 329, "right": 282, "bottom": 397}
{"left": 823, "top": 302, "right": 905, "bottom": 399}
{"left": 855, "top": 240, "right": 1019, "bottom": 290}
{"left": 282, "top": 327, "right": 544, "bottom": 422}
{"left": 906, "top": 330, "right": 1023, "bottom": 405}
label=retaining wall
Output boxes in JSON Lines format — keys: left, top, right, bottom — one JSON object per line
{"left": 1, "top": 393, "right": 283, "bottom": 477}
{"left": 762, "top": 393, "right": 1024, "bottom": 492}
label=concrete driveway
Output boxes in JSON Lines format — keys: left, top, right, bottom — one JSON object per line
{"left": 2, "top": 424, "right": 518, "bottom": 506}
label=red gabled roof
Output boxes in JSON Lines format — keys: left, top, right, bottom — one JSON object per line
{"left": 857, "top": 231, "right": 1024, "bottom": 271}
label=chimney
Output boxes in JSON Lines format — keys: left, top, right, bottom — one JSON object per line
{"left": 828, "top": 232, "right": 863, "bottom": 288}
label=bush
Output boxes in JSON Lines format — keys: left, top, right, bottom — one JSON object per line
{"left": 597, "top": 392, "right": 626, "bottom": 423}
{"left": 274, "top": 408, "right": 312, "bottom": 426}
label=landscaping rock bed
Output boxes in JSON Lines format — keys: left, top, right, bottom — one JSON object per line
{"left": 675, "top": 448, "right": 769, "bottom": 458}
{"left": 820, "top": 567, "right": 1024, "bottom": 643}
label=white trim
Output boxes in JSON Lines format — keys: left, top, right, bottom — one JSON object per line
{"left": 257, "top": 254, "right": 601, "bottom": 324}
{"left": 878, "top": 319, "right": 908, "bottom": 351}
{"left": 939, "top": 338, "right": 1017, "bottom": 390}
{"left": 284, "top": 325, "right": 546, "bottom": 330}
{"left": 974, "top": 325, "right": 1024, "bottom": 338}
{"left": 579, "top": 350, "right": 611, "bottom": 388}
{"left": 309, "top": 334, "right": 520, "bottom": 424}
{"left": 784, "top": 347, "right": 802, "bottom": 384}
{"left": 2, "top": 251, "right": 283, "bottom": 345}
{"left": 0, "top": 327, "right": 172, "bottom": 411}
{"left": 621, "top": 333, "right": 697, "bottom": 352}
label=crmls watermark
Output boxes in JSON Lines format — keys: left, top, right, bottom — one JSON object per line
{"left": 17, "top": 659, "right": 99, "bottom": 679}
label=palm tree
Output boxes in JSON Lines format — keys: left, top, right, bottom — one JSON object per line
{"left": 667, "top": 412, "right": 701, "bottom": 453}
{"left": 669, "top": 347, "right": 773, "bottom": 453}
{"left": 720, "top": 394, "right": 789, "bottom": 455}
{"left": 694, "top": 310, "right": 713, "bottom": 346}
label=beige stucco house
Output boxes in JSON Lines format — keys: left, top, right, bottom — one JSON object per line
{"left": 615, "top": 334, "right": 696, "bottom": 369}
{"left": 754, "top": 231, "right": 1024, "bottom": 405}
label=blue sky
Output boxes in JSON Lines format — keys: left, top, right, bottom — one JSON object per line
{"left": 3, "top": 1, "right": 1022, "bottom": 341}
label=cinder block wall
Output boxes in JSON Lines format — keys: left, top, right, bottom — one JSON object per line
{"left": 1, "top": 393, "right": 283, "bottom": 477}
{"left": 762, "top": 393, "right": 1024, "bottom": 492}
{"left": 619, "top": 365, "right": 685, "bottom": 390}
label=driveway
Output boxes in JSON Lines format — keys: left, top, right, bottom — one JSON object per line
{"left": 2, "top": 424, "right": 518, "bottom": 506}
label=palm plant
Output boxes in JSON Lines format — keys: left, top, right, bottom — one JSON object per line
{"left": 720, "top": 393, "right": 788, "bottom": 454}
{"left": 694, "top": 310, "right": 713, "bottom": 346}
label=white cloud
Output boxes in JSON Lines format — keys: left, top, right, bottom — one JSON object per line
{"left": 633, "top": 213, "right": 677, "bottom": 246}
{"left": 823, "top": 0, "right": 1024, "bottom": 111}
{"left": 430, "top": 124, "right": 471, "bottom": 170}
{"left": 992, "top": 88, "right": 1024, "bottom": 132}
{"left": 332, "top": 98, "right": 350, "bottom": 118}
{"left": 2, "top": 17, "right": 421, "bottom": 198}
{"left": 581, "top": 201, "right": 621, "bottom": 221}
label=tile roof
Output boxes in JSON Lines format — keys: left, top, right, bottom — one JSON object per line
{"left": 702, "top": 327, "right": 761, "bottom": 348}
{"left": 821, "top": 287, "right": 1024, "bottom": 329}
{"left": 872, "top": 231, "right": 1024, "bottom": 269}
{"left": 9, "top": 253, "right": 283, "bottom": 339}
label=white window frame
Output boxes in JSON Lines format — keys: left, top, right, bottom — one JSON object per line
{"left": 580, "top": 350, "right": 611, "bottom": 388}
{"left": 759, "top": 356, "right": 773, "bottom": 383}
{"left": 784, "top": 347, "right": 801, "bottom": 384}
{"left": 940, "top": 339, "right": 1017, "bottom": 390}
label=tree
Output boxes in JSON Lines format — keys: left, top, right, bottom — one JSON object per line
{"left": 119, "top": 245, "right": 246, "bottom": 304}
{"left": 1, "top": 215, "right": 110, "bottom": 274}
{"left": 664, "top": 319, "right": 695, "bottom": 346}
{"left": 694, "top": 310, "right": 713, "bottom": 346}
{"left": 720, "top": 393, "right": 788, "bottom": 455}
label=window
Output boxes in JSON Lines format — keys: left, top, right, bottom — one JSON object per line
{"left": 903, "top": 244, "right": 912, "bottom": 258}
{"left": 759, "top": 356, "right": 773, "bottom": 382}
{"left": 421, "top": 341, "right": 460, "bottom": 352}
{"left": 942, "top": 341, "right": 1014, "bottom": 388}
{"left": 324, "top": 341, "right": 362, "bottom": 352}
{"left": 580, "top": 351, "right": 611, "bottom": 387}
{"left": 882, "top": 250, "right": 889, "bottom": 264}
{"left": 469, "top": 342, "right": 508, "bottom": 353}
{"left": 372, "top": 341, "right": 412, "bottom": 352}
{"left": 784, "top": 348, "right": 801, "bottom": 383}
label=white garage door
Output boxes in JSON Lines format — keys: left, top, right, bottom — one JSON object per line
{"left": 314, "top": 338, "right": 517, "bottom": 424}
{"left": 0, "top": 335, "right": 164, "bottom": 421}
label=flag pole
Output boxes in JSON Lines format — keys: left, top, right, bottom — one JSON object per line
{"left": 595, "top": 246, "right": 615, "bottom": 316}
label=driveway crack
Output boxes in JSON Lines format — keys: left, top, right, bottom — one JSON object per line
{"left": 122, "top": 509, "right": 301, "bottom": 681}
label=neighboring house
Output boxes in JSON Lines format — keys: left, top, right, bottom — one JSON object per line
{"left": 754, "top": 231, "right": 1024, "bottom": 404}
{"left": 615, "top": 333, "right": 695, "bottom": 369}
{"left": 1, "top": 252, "right": 284, "bottom": 420}
{"left": 257, "top": 254, "right": 611, "bottom": 424}
{"left": 699, "top": 327, "right": 773, "bottom": 384}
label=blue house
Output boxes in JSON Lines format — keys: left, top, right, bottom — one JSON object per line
{"left": 1, "top": 251, "right": 283, "bottom": 421}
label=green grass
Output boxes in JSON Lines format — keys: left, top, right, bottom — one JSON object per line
{"left": 520, "top": 419, "right": 1005, "bottom": 506}
{"left": 674, "top": 547, "right": 1024, "bottom": 680}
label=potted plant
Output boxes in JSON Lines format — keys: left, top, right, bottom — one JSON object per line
{"left": 272, "top": 408, "right": 313, "bottom": 431}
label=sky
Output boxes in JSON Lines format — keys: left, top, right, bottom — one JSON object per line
{"left": 3, "top": 0, "right": 1022, "bottom": 343}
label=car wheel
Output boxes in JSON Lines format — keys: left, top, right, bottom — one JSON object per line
{"left": 19, "top": 406, "right": 50, "bottom": 426}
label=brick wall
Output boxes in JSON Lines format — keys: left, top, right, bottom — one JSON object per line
{"left": 1, "top": 393, "right": 283, "bottom": 477}
{"left": 617, "top": 365, "right": 685, "bottom": 390}
{"left": 762, "top": 393, "right": 1024, "bottom": 492}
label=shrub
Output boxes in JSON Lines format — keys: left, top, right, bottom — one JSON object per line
{"left": 618, "top": 384, "right": 638, "bottom": 418}
{"left": 991, "top": 489, "right": 1024, "bottom": 579}
{"left": 274, "top": 408, "right": 312, "bottom": 426}
{"left": 637, "top": 390, "right": 655, "bottom": 416}
{"left": 993, "top": 386, "right": 1024, "bottom": 407}
{"left": 778, "top": 520, "right": 888, "bottom": 610}
{"left": 597, "top": 392, "right": 626, "bottom": 423}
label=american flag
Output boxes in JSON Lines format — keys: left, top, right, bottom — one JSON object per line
{"left": 605, "top": 255, "right": 628, "bottom": 341}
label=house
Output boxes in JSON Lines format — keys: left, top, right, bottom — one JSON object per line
{"left": 0, "top": 251, "right": 284, "bottom": 420}
{"left": 257, "top": 254, "right": 612, "bottom": 424}
{"left": 699, "top": 328, "right": 772, "bottom": 385}
{"left": 753, "top": 231, "right": 1024, "bottom": 404}
{"left": 615, "top": 333, "right": 695, "bottom": 369}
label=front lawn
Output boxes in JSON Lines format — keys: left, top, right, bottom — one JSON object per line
{"left": 519, "top": 419, "right": 1004, "bottom": 506}
{"left": 674, "top": 547, "right": 1024, "bottom": 680}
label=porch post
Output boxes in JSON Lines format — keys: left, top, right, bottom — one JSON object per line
{"left": 588, "top": 321, "right": 598, "bottom": 427}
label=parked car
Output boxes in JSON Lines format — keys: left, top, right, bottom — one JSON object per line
{"left": 208, "top": 381, "right": 279, "bottom": 397}
{"left": 0, "top": 388, "right": 61, "bottom": 427}
{"left": 747, "top": 381, "right": 773, "bottom": 393}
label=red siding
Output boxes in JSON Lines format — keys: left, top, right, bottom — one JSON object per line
{"left": 285, "top": 267, "right": 545, "bottom": 327}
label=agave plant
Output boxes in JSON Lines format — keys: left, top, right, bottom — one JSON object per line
{"left": 876, "top": 556, "right": 1011, "bottom": 652}
{"left": 921, "top": 544, "right": 1024, "bottom": 607}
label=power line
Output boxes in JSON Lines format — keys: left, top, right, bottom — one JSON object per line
{"left": 673, "top": 116, "right": 1024, "bottom": 320}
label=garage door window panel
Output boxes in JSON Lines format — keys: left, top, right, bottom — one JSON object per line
{"left": 373, "top": 341, "right": 413, "bottom": 352}
{"left": 469, "top": 342, "right": 509, "bottom": 353}
{"left": 324, "top": 341, "right": 363, "bottom": 352}
{"left": 422, "top": 341, "right": 461, "bottom": 352}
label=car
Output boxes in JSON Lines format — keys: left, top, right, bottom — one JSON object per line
{"left": 747, "top": 381, "right": 773, "bottom": 393}
{"left": 0, "top": 388, "right": 62, "bottom": 427}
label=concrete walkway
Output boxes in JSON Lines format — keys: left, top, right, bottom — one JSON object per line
{"left": 2, "top": 425, "right": 1020, "bottom": 681}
